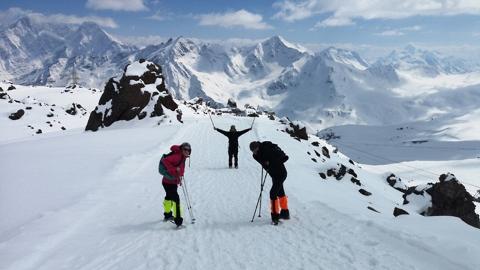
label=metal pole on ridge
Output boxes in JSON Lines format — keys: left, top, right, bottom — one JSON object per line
{"left": 250, "top": 116, "right": 256, "bottom": 129}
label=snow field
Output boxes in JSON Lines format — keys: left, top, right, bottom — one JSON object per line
{"left": 1, "top": 115, "right": 479, "bottom": 270}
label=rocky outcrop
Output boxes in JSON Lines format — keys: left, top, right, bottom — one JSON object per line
{"left": 8, "top": 109, "right": 25, "bottom": 120}
{"left": 85, "top": 59, "right": 177, "bottom": 131}
{"left": 285, "top": 122, "right": 308, "bottom": 140}
{"left": 426, "top": 173, "right": 480, "bottom": 228}
{"left": 386, "top": 173, "right": 408, "bottom": 192}
{"left": 401, "top": 173, "right": 479, "bottom": 228}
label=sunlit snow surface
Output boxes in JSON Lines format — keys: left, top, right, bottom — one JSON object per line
{"left": 1, "top": 83, "right": 479, "bottom": 270}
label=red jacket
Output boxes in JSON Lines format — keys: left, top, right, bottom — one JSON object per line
{"left": 162, "top": 145, "right": 187, "bottom": 185}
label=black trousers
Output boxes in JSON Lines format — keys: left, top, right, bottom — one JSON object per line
{"left": 228, "top": 148, "right": 238, "bottom": 167}
{"left": 269, "top": 164, "right": 287, "bottom": 201}
{"left": 162, "top": 182, "right": 181, "bottom": 216}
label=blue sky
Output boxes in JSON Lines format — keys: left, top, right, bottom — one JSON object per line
{"left": 1, "top": 0, "right": 480, "bottom": 55}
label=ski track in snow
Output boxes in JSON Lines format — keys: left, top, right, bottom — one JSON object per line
{"left": 0, "top": 118, "right": 477, "bottom": 270}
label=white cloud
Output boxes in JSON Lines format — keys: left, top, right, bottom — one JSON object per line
{"left": 274, "top": 0, "right": 480, "bottom": 27}
{"left": 375, "top": 30, "right": 405, "bottom": 36}
{"left": 197, "top": 9, "right": 273, "bottom": 30}
{"left": 312, "top": 16, "right": 354, "bottom": 29}
{"left": 374, "top": 25, "right": 422, "bottom": 36}
{"left": 147, "top": 11, "right": 171, "bottom": 21}
{"left": 86, "top": 0, "right": 148, "bottom": 12}
{"left": 0, "top": 7, "right": 118, "bottom": 28}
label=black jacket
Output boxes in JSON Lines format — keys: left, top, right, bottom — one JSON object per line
{"left": 252, "top": 141, "right": 288, "bottom": 178}
{"left": 215, "top": 128, "right": 251, "bottom": 151}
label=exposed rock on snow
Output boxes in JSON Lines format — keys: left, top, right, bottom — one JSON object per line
{"left": 85, "top": 60, "right": 177, "bottom": 131}
{"left": 8, "top": 109, "right": 25, "bottom": 120}
{"left": 65, "top": 103, "right": 86, "bottom": 116}
{"left": 401, "top": 173, "right": 479, "bottom": 228}
{"left": 285, "top": 121, "right": 308, "bottom": 140}
{"left": 227, "top": 98, "right": 237, "bottom": 108}
{"left": 386, "top": 173, "right": 408, "bottom": 192}
{"left": 427, "top": 173, "right": 480, "bottom": 228}
{"left": 393, "top": 207, "right": 409, "bottom": 217}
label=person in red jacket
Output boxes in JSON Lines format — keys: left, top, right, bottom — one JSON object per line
{"left": 161, "top": 142, "right": 191, "bottom": 226}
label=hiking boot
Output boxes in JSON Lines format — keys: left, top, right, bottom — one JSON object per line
{"left": 279, "top": 209, "right": 290, "bottom": 220}
{"left": 163, "top": 212, "right": 173, "bottom": 221}
{"left": 271, "top": 212, "right": 280, "bottom": 225}
{"left": 174, "top": 217, "right": 183, "bottom": 226}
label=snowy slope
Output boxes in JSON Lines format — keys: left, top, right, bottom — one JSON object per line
{"left": 1, "top": 105, "right": 479, "bottom": 270}
{"left": 0, "top": 82, "right": 101, "bottom": 142}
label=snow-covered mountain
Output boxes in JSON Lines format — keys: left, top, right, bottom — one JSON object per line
{"left": 0, "top": 16, "right": 134, "bottom": 87}
{"left": 2, "top": 17, "right": 480, "bottom": 131}
{"left": 375, "top": 44, "right": 474, "bottom": 77}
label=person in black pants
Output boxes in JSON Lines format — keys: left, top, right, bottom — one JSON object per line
{"left": 249, "top": 141, "right": 289, "bottom": 225}
{"left": 215, "top": 125, "right": 251, "bottom": 168}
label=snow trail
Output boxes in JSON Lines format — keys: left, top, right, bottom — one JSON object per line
{"left": 1, "top": 116, "right": 479, "bottom": 270}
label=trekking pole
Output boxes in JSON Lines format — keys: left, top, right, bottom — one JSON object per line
{"left": 258, "top": 168, "right": 263, "bottom": 217}
{"left": 183, "top": 177, "right": 195, "bottom": 222}
{"left": 251, "top": 169, "right": 268, "bottom": 222}
{"left": 181, "top": 176, "right": 196, "bottom": 223}
{"left": 250, "top": 116, "right": 256, "bottom": 129}
{"left": 208, "top": 111, "right": 216, "bottom": 129}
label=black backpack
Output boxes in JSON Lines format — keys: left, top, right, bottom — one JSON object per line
{"left": 264, "top": 141, "right": 289, "bottom": 163}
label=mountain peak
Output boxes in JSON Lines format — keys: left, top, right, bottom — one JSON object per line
{"left": 261, "top": 35, "right": 307, "bottom": 53}
{"left": 321, "top": 47, "right": 369, "bottom": 70}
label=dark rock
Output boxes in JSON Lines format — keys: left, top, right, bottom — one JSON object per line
{"left": 36, "top": 129, "right": 42, "bottom": 134}
{"left": 307, "top": 151, "right": 311, "bottom": 155}
{"left": 285, "top": 122, "right": 308, "bottom": 140}
{"left": 386, "top": 173, "right": 408, "bottom": 192}
{"left": 7, "top": 85, "right": 16, "bottom": 91}
{"left": 319, "top": 173, "right": 326, "bottom": 179}
{"left": 0, "top": 92, "right": 10, "bottom": 99}
{"left": 314, "top": 150, "right": 321, "bottom": 157}
{"left": 47, "top": 113, "right": 54, "bottom": 117}
{"left": 227, "top": 98, "right": 237, "bottom": 108}
{"left": 322, "top": 146, "right": 330, "bottom": 158}
{"left": 86, "top": 60, "right": 177, "bottom": 131}
{"left": 393, "top": 207, "right": 409, "bottom": 217}
{"left": 311, "top": 141, "right": 320, "bottom": 147}
{"left": 350, "top": 177, "right": 361, "bottom": 186}
{"left": 347, "top": 169, "right": 357, "bottom": 178}
{"left": 426, "top": 173, "right": 480, "bottom": 228}
{"left": 26, "top": 106, "right": 32, "bottom": 110}
{"left": 336, "top": 165, "right": 347, "bottom": 180}
{"left": 66, "top": 104, "right": 78, "bottom": 115}
{"left": 367, "top": 206, "right": 380, "bottom": 213}
{"left": 8, "top": 109, "right": 25, "bottom": 120}
{"left": 359, "top": 189, "right": 372, "bottom": 196}
{"left": 61, "top": 126, "right": 66, "bottom": 130}
{"left": 311, "top": 158, "right": 317, "bottom": 163}
{"left": 349, "top": 159, "right": 355, "bottom": 165}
